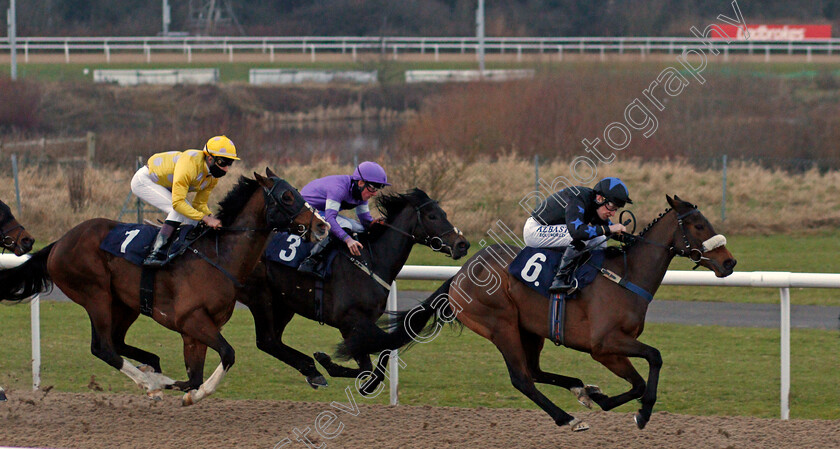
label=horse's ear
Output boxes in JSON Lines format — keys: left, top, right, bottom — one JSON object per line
{"left": 254, "top": 172, "right": 271, "bottom": 188}
{"left": 666, "top": 195, "right": 675, "bottom": 208}
{"left": 265, "top": 167, "right": 278, "bottom": 178}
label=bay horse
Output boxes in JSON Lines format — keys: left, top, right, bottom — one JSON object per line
{"left": 343, "top": 195, "right": 736, "bottom": 430}
{"left": 0, "top": 199, "right": 35, "bottom": 256}
{"left": 236, "top": 188, "right": 470, "bottom": 390}
{"left": 0, "top": 169, "right": 329, "bottom": 405}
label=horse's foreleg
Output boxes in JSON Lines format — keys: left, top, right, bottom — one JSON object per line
{"left": 168, "top": 335, "right": 208, "bottom": 392}
{"left": 589, "top": 342, "right": 662, "bottom": 429}
{"left": 248, "top": 301, "right": 326, "bottom": 388}
{"left": 179, "top": 311, "right": 235, "bottom": 406}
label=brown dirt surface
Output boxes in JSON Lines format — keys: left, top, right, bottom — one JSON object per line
{"left": 1, "top": 390, "right": 839, "bottom": 449}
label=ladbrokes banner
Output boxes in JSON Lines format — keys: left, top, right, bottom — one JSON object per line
{"left": 710, "top": 24, "right": 832, "bottom": 41}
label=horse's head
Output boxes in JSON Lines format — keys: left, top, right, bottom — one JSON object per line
{"left": 666, "top": 195, "right": 736, "bottom": 277}
{"left": 256, "top": 169, "right": 329, "bottom": 242}
{"left": 402, "top": 188, "right": 470, "bottom": 259}
{"left": 0, "top": 200, "right": 35, "bottom": 256}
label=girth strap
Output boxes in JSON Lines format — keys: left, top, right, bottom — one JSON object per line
{"left": 343, "top": 254, "right": 391, "bottom": 291}
{"left": 187, "top": 247, "right": 244, "bottom": 289}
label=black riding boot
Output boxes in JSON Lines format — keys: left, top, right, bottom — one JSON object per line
{"left": 298, "top": 235, "right": 331, "bottom": 278}
{"left": 549, "top": 245, "right": 581, "bottom": 293}
{"left": 143, "top": 222, "right": 178, "bottom": 267}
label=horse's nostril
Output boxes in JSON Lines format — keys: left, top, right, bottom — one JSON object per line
{"left": 724, "top": 259, "right": 737, "bottom": 270}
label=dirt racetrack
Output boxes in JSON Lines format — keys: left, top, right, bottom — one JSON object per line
{"left": 1, "top": 390, "right": 839, "bottom": 449}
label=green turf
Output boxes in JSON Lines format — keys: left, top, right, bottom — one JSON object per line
{"left": 0, "top": 302, "right": 835, "bottom": 420}
{"left": 8, "top": 59, "right": 840, "bottom": 83}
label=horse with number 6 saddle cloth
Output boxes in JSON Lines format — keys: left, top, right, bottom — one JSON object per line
{"left": 509, "top": 246, "right": 605, "bottom": 345}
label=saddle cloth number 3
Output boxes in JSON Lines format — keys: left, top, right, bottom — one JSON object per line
{"left": 277, "top": 234, "right": 302, "bottom": 261}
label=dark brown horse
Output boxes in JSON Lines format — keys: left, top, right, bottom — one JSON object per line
{"left": 0, "top": 199, "right": 35, "bottom": 256}
{"left": 236, "top": 188, "right": 469, "bottom": 390}
{"left": 0, "top": 169, "right": 329, "bottom": 405}
{"left": 344, "top": 195, "right": 736, "bottom": 430}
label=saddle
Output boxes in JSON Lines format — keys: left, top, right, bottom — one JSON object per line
{"left": 508, "top": 247, "right": 605, "bottom": 299}
{"left": 100, "top": 223, "right": 199, "bottom": 267}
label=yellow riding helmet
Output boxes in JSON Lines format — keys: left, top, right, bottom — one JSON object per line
{"left": 203, "top": 135, "right": 240, "bottom": 160}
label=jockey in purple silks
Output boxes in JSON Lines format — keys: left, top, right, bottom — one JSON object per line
{"left": 297, "top": 161, "right": 390, "bottom": 277}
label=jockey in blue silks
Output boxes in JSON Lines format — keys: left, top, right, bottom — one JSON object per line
{"left": 297, "top": 161, "right": 390, "bottom": 277}
{"left": 522, "top": 177, "right": 631, "bottom": 293}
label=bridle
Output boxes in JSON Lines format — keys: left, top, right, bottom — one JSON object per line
{"left": 262, "top": 179, "right": 319, "bottom": 237}
{"left": 377, "top": 199, "right": 464, "bottom": 256}
{"left": 0, "top": 213, "right": 26, "bottom": 254}
{"left": 621, "top": 208, "right": 727, "bottom": 268}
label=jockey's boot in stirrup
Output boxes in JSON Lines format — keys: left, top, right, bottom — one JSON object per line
{"left": 298, "top": 235, "right": 331, "bottom": 278}
{"left": 549, "top": 245, "right": 580, "bottom": 294}
{"left": 143, "top": 222, "right": 177, "bottom": 267}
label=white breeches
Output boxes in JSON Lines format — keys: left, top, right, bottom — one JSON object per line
{"left": 130, "top": 166, "right": 197, "bottom": 225}
{"left": 522, "top": 217, "right": 608, "bottom": 249}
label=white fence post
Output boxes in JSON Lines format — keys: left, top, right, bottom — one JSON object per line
{"left": 780, "top": 287, "right": 790, "bottom": 420}
{"left": 388, "top": 281, "right": 399, "bottom": 405}
{"left": 30, "top": 296, "right": 41, "bottom": 390}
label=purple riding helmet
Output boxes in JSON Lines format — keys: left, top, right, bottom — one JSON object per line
{"left": 351, "top": 161, "right": 391, "bottom": 187}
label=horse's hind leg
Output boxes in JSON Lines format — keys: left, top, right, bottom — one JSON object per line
{"left": 495, "top": 326, "right": 587, "bottom": 431}
{"left": 314, "top": 319, "right": 378, "bottom": 379}
{"left": 111, "top": 301, "right": 162, "bottom": 373}
{"left": 81, "top": 297, "right": 171, "bottom": 396}
{"left": 520, "top": 330, "right": 590, "bottom": 407}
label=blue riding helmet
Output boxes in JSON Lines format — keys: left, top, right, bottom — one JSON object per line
{"left": 593, "top": 177, "right": 633, "bottom": 207}
{"left": 351, "top": 161, "right": 391, "bottom": 187}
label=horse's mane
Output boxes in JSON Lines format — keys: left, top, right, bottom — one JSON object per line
{"left": 216, "top": 176, "right": 259, "bottom": 227}
{"left": 364, "top": 188, "right": 432, "bottom": 241}
{"left": 611, "top": 198, "right": 699, "bottom": 256}
{"left": 0, "top": 200, "right": 11, "bottom": 222}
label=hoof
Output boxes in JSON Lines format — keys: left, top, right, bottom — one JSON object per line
{"left": 146, "top": 390, "right": 163, "bottom": 401}
{"left": 0, "top": 388, "right": 6, "bottom": 402}
{"left": 584, "top": 384, "right": 602, "bottom": 396}
{"left": 182, "top": 391, "right": 195, "bottom": 407}
{"left": 306, "top": 375, "right": 328, "bottom": 389}
{"left": 570, "top": 387, "right": 592, "bottom": 409}
{"left": 569, "top": 418, "right": 590, "bottom": 432}
{"left": 634, "top": 412, "right": 649, "bottom": 429}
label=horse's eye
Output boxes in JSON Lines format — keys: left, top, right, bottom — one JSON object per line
{"left": 695, "top": 224, "right": 705, "bottom": 231}
{"left": 428, "top": 214, "right": 438, "bottom": 220}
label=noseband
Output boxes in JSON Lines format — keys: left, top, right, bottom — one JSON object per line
{"left": 0, "top": 214, "right": 26, "bottom": 254}
{"left": 263, "top": 180, "right": 314, "bottom": 237}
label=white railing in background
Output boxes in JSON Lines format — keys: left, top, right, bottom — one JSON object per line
{"left": 391, "top": 266, "right": 840, "bottom": 420}
{"left": 2, "top": 36, "right": 840, "bottom": 62}
{"left": 3, "top": 252, "right": 838, "bottom": 419}
{"left": 93, "top": 68, "right": 219, "bottom": 85}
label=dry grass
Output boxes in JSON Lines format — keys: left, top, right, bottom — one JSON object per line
{"left": 3, "top": 156, "right": 838, "bottom": 243}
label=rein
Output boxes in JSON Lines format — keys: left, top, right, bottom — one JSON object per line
{"left": 620, "top": 208, "right": 726, "bottom": 268}
{"left": 377, "top": 199, "right": 462, "bottom": 255}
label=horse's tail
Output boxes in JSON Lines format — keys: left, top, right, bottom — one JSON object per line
{"left": 337, "top": 276, "right": 457, "bottom": 359}
{"left": 0, "top": 243, "right": 55, "bottom": 303}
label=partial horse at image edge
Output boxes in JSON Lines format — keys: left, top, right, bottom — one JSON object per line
{"left": 342, "top": 195, "right": 736, "bottom": 431}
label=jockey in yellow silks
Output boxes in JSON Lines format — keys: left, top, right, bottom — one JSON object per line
{"left": 130, "top": 135, "right": 239, "bottom": 266}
